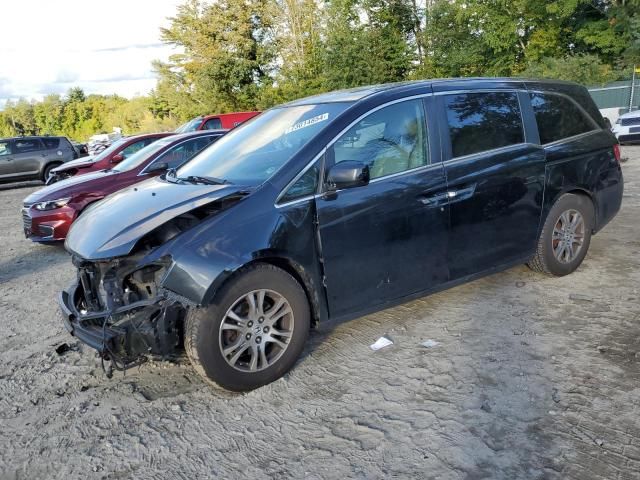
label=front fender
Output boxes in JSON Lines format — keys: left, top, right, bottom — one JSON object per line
{"left": 156, "top": 194, "right": 326, "bottom": 321}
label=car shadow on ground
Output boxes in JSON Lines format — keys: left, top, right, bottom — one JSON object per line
{"left": 0, "top": 180, "right": 44, "bottom": 192}
{"left": 0, "top": 243, "right": 68, "bottom": 284}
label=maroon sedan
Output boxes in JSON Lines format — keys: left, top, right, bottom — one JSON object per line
{"left": 23, "top": 130, "right": 226, "bottom": 242}
{"left": 46, "top": 132, "right": 173, "bottom": 184}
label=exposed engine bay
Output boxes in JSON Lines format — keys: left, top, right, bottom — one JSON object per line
{"left": 60, "top": 193, "right": 247, "bottom": 375}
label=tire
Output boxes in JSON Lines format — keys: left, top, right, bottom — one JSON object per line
{"left": 527, "top": 193, "right": 594, "bottom": 276}
{"left": 185, "top": 263, "right": 310, "bottom": 391}
{"left": 42, "top": 163, "right": 61, "bottom": 183}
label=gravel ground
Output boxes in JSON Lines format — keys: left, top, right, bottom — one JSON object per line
{"left": 1, "top": 148, "right": 639, "bottom": 480}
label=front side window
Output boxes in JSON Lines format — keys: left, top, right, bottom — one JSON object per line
{"left": 444, "top": 92, "right": 524, "bottom": 158}
{"left": 150, "top": 135, "right": 220, "bottom": 170}
{"left": 279, "top": 162, "right": 320, "bottom": 203}
{"left": 530, "top": 92, "right": 597, "bottom": 144}
{"left": 14, "top": 139, "right": 44, "bottom": 154}
{"left": 203, "top": 118, "right": 222, "bottom": 130}
{"left": 0, "top": 141, "right": 11, "bottom": 156}
{"left": 177, "top": 102, "right": 351, "bottom": 185}
{"left": 328, "top": 99, "right": 428, "bottom": 180}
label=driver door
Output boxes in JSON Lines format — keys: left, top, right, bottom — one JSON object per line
{"left": 315, "top": 98, "right": 450, "bottom": 317}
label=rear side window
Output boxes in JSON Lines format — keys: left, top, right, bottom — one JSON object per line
{"left": 14, "top": 139, "right": 44, "bottom": 153}
{"left": 444, "top": 92, "right": 524, "bottom": 158}
{"left": 530, "top": 93, "right": 597, "bottom": 144}
{"left": 42, "top": 138, "right": 60, "bottom": 149}
{"left": 203, "top": 118, "right": 222, "bottom": 130}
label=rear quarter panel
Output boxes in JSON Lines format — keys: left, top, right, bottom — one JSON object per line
{"left": 542, "top": 130, "right": 623, "bottom": 232}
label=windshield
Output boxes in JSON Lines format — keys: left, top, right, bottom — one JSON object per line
{"left": 175, "top": 118, "right": 203, "bottom": 133}
{"left": 90, "top": 138, "right": 127, "bottom": 163}
{"left": 177, "top": 103, "right": 350, "bottom": 185}
{"left": 112, "top": 137, "right": 174, "bottom": 172}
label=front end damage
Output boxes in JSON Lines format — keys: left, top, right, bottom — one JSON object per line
{"left": 58, "top": 180, "right": 252, "bottom": 375}
{"left": 58, "top": 253, "right": 189, "bottom": 375}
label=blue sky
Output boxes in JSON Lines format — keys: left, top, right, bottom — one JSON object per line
{"left": 0, "top": 0, "right": 183, "bottom": 106}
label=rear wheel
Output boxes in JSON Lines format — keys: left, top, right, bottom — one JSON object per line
{"left": 184, "top": 263, "right": 310, "bottom": 391}
{"left": 42, "top": 163, "right": 61, "bottom": 183}
{"left": 527, "top": 193, "right": 594, "bottom": 276}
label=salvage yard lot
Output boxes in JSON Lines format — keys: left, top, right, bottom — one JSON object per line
{"left": 1, "top": 148, "right": 639, "bottom": 479}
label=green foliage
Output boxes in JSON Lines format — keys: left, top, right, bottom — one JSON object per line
{"left": 3, "top": 0, "right": 639, "bottom": 140}
{"left": 0, "top": 88, "right": 179, "bottom": 141}
{"left": 520, "top": 54, "right": 619, "bottom": 86}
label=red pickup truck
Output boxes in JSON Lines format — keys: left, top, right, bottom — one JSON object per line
{"left": 175, "top": 111, "right": 260, "bottom": 132}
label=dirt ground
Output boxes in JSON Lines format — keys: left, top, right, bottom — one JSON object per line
{"left": 1, "top": 147, "right": 639, "bottom": 480}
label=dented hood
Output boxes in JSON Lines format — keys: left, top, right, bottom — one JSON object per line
{"left": 65, "top": 177, "right": 244, "bottom": 260}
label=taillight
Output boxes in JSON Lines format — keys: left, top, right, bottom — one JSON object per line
{"left": 613, "top": 144, "right": 621, "bottom": 163}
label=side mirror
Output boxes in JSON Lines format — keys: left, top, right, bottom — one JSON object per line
{"left": 326, "top": 161, "right": 369, "bottom": 190}
{"left": 111, "top": 153, "right": 124, "bottom": 163}
{"left": 146, "top": 162, "right": 168, "bottom": 173}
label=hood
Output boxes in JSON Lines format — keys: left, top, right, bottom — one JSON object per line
{"left": 52, "top": 156, "right": 96, "bottom": 171}
{"left": 65, "top": 177, "right": 245, "bottom": 260}
{"left": 24, "top": 170, "right": 114, "bottom": 204}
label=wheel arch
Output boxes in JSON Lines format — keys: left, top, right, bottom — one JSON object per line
{"left": 42, "top": 160, "right": 63, "bottom": 181}
{"left": 201, "top": 255, "right": 324, "bottom": 328}
{"left": 547, "top": 187, "right": 597, "bottom": 232}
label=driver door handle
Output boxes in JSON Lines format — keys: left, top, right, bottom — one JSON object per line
{"left": 419, "top": 184, "right": 476, "bottom": 207}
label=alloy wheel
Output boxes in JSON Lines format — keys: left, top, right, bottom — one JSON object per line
{"left": 219, "top": 289, "right": 294, "bottom": 372}
{"left": 552, "top": 209, "right": 585, "bottom": 264}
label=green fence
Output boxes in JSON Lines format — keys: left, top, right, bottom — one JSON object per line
{"left": 588, "top": 79, "right": 639, "bottom": 112}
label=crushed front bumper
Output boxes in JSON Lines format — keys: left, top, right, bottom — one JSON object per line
{"left": 58, "top": 280, "right": 183, "bottom": 368}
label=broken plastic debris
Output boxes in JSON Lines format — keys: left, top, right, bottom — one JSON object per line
{"left": 370, "top": 336, "right": 393, "bottom": 351}
{"left": 421, "top": 339, "right": 440, "bottom": 348}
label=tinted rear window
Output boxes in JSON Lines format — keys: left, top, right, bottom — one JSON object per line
{"left": 530, "top": 93, "right": 597, "bottom": 144}
{"left": 444, "top": 92, "right": 524, "bottom": 158}
{"left": 42, "top": 138, "right": 60, "bottom": 149}
{"left": 621, "top": 116, "right": 640, "bottom": 127}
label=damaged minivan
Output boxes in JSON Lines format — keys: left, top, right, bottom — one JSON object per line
{"left": 59, "top": 78, "right": 623, "bottom": 391}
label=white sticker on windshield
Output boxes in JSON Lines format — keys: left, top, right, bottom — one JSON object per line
{"left": 285, "top": 113, "right": 329, "bottom": 134}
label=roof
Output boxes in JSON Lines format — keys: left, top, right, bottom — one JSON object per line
{"left": 279, "top": 77, "right": 583, "bottom": 107}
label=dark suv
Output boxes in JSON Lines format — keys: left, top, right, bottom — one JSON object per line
{"left": 59, "top": 78, "right": 623, "bottom": 391}
{"left": 0, "top": 136, "right": 76, "bottom": 184}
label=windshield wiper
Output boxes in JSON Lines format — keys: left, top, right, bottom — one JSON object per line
{"left": 180, "top": 175, "right": 230, "bottom": 185}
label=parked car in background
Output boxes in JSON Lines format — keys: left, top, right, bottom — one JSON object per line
{"left": 71, "top": 141, "right": 89, "bottom": 158}
{"left": 0, "top": 136, "right": 77, "bottom": 184}
{"left": 23, "top": 130, "right": 226, "bottom": 242}
{"left": 47, "top": 133, "right": 174, "bottom": 184}
{"left": 58, "top": 78, "right": 623, "bottom": 392}
{"left": 612, "top": 110, "right": 640, "bottom": 144}
{"left": 175, "top": 111, "right": 260, "bottom": 133}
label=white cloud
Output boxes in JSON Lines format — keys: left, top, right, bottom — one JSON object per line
{"left": 0, "top": 0, "right": 183, "bottom": 104}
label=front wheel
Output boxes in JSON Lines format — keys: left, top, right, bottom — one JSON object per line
{"left": 527, "top": 193, "right": 594, "bottom": 276}
{"left": 184, "top": 263, "right": 310, "bottom": 391}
